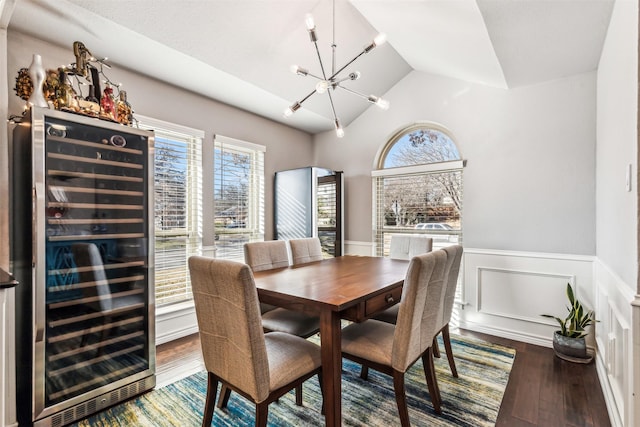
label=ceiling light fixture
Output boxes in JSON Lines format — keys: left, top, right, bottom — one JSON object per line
{"left": 283, "top": 0, "right": 390, "bottom": 138}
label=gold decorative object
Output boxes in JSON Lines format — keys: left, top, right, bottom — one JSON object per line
{"left": 12, "top": 42, "right": 136, "bottom": 126}
{"left": 14, "top": 68, "right": 32, "bottom": 101}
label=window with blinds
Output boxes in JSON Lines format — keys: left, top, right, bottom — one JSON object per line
{"left": 373, "top": 124, "right": 463, "bottom": 256}
{"left": 213, "top": 135, "right": 265, "bottom": 262}
{"left": 373, "top": 166, "right": 463, "bottom": 256}
{"left": 136, "top": 116, "right": 203, "bottom": 307}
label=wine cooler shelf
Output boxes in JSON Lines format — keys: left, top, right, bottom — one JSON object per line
{"left": 12, "top": 107, "right": 155, "bottom": 427}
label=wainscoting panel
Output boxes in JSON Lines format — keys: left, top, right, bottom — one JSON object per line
{"left": 344, "top": 240, "right": 374, "bottom": 256}
{"left": 460, "top": 248, "right": 594, "bottom": 346}
{"left": 593, "top": 259, "right": 635, "bottom": 427}
{"left": 476, "top": 267, "right": 574, "bottom": 325}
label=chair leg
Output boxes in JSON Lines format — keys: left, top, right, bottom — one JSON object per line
{"left": 360, "top": 365, "right": 369, "bottom": 380}
{"left": 255, "top": 402, "right": 269, "bottom": 427}
{"left": 295, "top": 384, "right": 303, "bottom": 406}
{"left": 318, "top": 371, "right": 325, "bottom": 415}
{"left": 217, "top": 384, "right": 232, "bottom": 409}
{"left": 432, "top": 335, "right": 441, "bottom": 358}
{"left": 421, "top": 347, "right": 442, "bottom": 414}
{"left": 202, "top": 372, "right": 218, "bottom": 427}
{"left": 441, "top": 324, "right": 458, "bottom": 377}
{"left": 392, "top": 370, "right": 410, "bottom": 427}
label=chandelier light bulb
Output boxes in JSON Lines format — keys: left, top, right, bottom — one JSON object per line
{"left": 315, "top": 80, "right": 329, "bottom": 94}
{"left": 368, "top": 95, "right": 390, "bottom": 110}
{"left": 376, "top": 98, "right": 390, "bottom": 110}
{"left": 290, "top": 65, "right": 308, "bottom": 76}
{"left": 283, "top": 101, "right": 301, "bottom": 118}
{"left": 305, "top": 13, "right": 315, "bottom": 30}
{"left": 365, "top": 33, "right": 388, "bottom": 53}
{"left": 334, "top": 119, "right": 344, "bottom": 138}
{"left": 373, "top": 33, "right": 387, "bottom": 47}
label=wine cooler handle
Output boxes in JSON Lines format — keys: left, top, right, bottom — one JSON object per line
{"left": 32, "top": 186, "right": 37, "bottom": 267}
{"left": 33, "top": 185, "right": 45, "bottom": 343}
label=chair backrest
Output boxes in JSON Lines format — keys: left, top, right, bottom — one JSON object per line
{"left": 391, "top": 249, "right": 447, "bottom": 371}
{"left": 440, "top": 245, "right": 463, "bottom": 329}
{"left": 389, "top": 235, "right": 433, "bottom": 260}
{"left": 244, "top": 240, "right": 289, "bottom": 272}
{"left": 289, "top": 237, "right": 323, "bottom": 265}
{"left": 71, "top": 243, "right": 112, "bottom": 312}
{"left": 188, "top": 256, "right": 270, "bottom": 402}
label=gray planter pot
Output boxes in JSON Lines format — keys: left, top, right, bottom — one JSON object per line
{"left": 552, "top": 331, "right": 593, "bottom": 363}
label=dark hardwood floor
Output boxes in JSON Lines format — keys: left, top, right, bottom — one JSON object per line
{"left": 156, "top": 329, "right": 612, "bottom": 426}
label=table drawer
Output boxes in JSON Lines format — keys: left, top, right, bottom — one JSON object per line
{"left": 365, "top": 287, "right": 402, "bottom": 317}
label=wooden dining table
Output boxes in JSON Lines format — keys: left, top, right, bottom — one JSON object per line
{"left": 252, "top": 255, "right": 410, "bottom": 427}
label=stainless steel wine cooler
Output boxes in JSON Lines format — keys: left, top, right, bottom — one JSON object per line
{"left": 10, "top": 107, "right": 156, "bottom": 427}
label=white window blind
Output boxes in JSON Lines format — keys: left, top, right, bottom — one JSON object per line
{"left": 213, "top": 135, "right": 265, "bottom": 262}
{"left": 137, "top": 116, "right": 203, "bottom": 307}
{"left": 373, "top": 165, "right": 463, "bottom": 256}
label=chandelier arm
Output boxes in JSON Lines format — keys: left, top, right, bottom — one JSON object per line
{"left": 313, "top": 41, "right": 329, "bottom": 80}
{"left": 326, "top": 90, "right": 339, "bottom": 122}
{"left": 328, "top": 50, "right": 367, "bottom": 81}
{"left": 298, "top": 88, "right": 319, "bottom": 105}
{"left": 304, "top": 71, "right": 324, "bottom": 80}
{"left": 335, "top": 84, "right": 370, "bottom": 100}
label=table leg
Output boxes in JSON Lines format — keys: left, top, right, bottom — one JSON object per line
{"left": 320, "top": 310, "right": 341, "bottom": 427}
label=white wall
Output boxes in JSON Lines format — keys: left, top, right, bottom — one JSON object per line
{"left": 314, "top": 69, "right": 597, "bottom": 256}
{"left": 595, "top": 0, "right": 639, "bottom": 425}
{"left": 596, "top": 0, "right": 638, "bottom": 291}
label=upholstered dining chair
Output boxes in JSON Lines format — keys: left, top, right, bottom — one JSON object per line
{"left": 188, "top": 256, "right": 323, "bottom": 427}
{"left": 242, "top": 240, "right": 321, "bottom": 407}
{"left": 388, "top": 234, "right": 433, "bottom": 261}
{"left": 373, "top": 234, "right": 433, "bottom": 324}
{"left": 341, "top": 250, "right": 448, "bottom": 424}
{"left": 289, "top": 237, "right": 323, "bottom": 265}
{"left": 244, "top": 241, "right": 320, "bottom": 339}
{"left": 433, "top": 245, "right": 464, "bottom": 377}
{"left": 243, "top": 240, "right": 289, "bottom": 315}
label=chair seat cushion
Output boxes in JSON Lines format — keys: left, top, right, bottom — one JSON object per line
{"left": 372, "top": 304, "right": 399, "bottom": 325}
{"left": 341, "top": 319, "right": 395, "bottom": 366}
{"left": 265, "top": 332, "right": 322, "bottom": 391}
{"left": 261, "top": 308, "right": 320, "bottom": 337}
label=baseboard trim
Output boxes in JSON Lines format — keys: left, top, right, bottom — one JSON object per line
{"left": 458, "top": 320, "right": 552, "bottom": 348}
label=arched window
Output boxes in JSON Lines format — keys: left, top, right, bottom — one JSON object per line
{"left": 373, "top": 123, "right": 464, "bottom": 255}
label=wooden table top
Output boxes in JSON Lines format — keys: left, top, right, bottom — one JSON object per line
{"left": 253, "top": 255, "right": 409, "bottom": 312}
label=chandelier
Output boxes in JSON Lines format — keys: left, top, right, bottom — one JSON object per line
{"left": 283, "top": 0, "right": 390, "bottom": 138}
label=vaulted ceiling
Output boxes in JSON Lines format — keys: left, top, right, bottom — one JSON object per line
{"left": 7, "top": 0, "right": 615, "bottom": 134}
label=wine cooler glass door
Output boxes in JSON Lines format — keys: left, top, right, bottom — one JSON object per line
{"left": 41, "top": 116, "right": 152, "bottom": 412}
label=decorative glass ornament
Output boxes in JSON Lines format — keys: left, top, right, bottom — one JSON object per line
{"left": 28, "top": 54, "right": 48, "bottom": 108}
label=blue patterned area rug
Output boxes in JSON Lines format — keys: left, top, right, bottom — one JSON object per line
{"left": 73, "top": 334, "right": 515, "bottom": 426}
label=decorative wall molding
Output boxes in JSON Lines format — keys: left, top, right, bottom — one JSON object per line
{"left": 475, "top": 266, "right": 575, "bottom": 325}
{"left": 593, "top": 258, "right": 636, "bottom": 427}
{"left": 460, "top": 250, "right": 637, "bottom": 426}
{"left": 344, "top": 240, "right": 374, "bottom": 256}
{"left": 631, "top": 298, "right": 640, "bottom": 427}
{"left": 461, "top": 248, "right": 594, "bottom": 347}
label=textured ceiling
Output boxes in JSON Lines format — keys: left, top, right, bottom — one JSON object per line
{"left": 7, "top": 0, "right": 615, "bottom": 134}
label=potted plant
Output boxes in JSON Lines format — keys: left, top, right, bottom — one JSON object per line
{"left": 541, "top": 283, "right": 595, "bottom": 363}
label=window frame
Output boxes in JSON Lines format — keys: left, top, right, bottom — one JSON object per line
{"left": 136, "top": 115, "right": 204, "bottom": 308}
{"left": 212, "top": 134, "right": 266, "bottom": 262}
